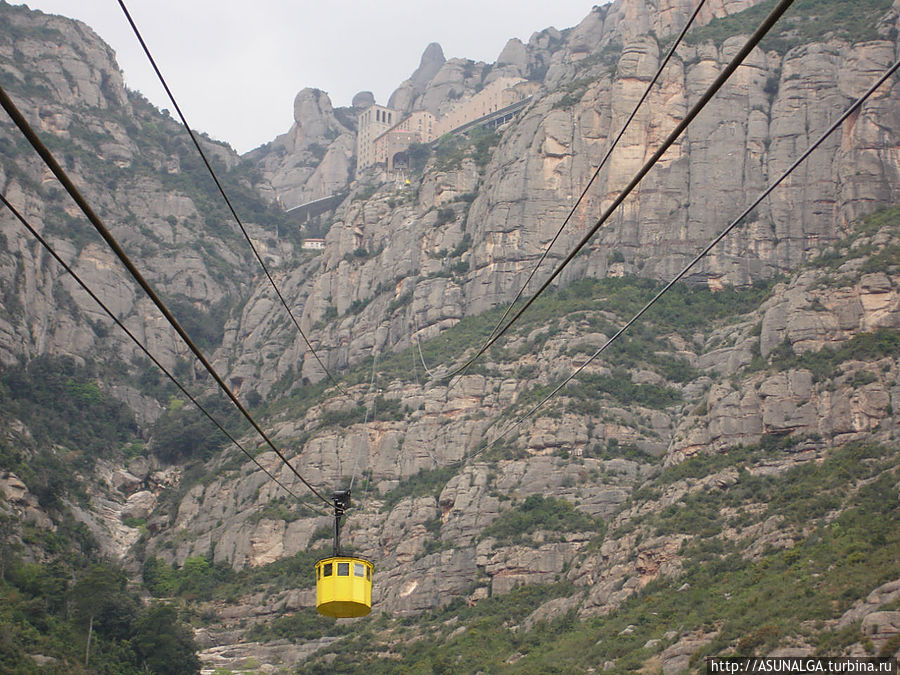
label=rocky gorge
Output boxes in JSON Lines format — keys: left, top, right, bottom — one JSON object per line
{"left": 0, "top": 0, "right": 899, "bottom": 672}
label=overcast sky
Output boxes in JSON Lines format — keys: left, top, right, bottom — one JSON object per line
{"left": 13, "top": 1, "right": 597, "bottom": 154}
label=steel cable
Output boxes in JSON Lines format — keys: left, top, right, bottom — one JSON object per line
{"left": 0, "top": 191, "right": 328, "bottom": 516}
{"left": 0, "top": 81, "right": 333, "bottom": 507}
{"left": 116, "top": 0, "right": 348, "bottom": 396}
{"left": 447, "top": 0, "right": 796, "bottom": 379}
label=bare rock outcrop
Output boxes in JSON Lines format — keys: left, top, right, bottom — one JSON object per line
{"left": 224, "top": 0, "right": 900, "bottom": 392}
{"left": 670, "top": 221, "right": 900, "bottom": 459}
{"left": 659, "top": 630, "right": 718, "bottom": 675}
{"left": 575, "top": 533, "right": 689, "bottom": 617}
{"left": 388, "top": 42, "right": 447, "bottom": 113}
{"left": 249, "top": 88, "right": 355, "bottom": 208}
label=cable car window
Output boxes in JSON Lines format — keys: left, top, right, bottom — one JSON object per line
{"left": 337, "top": 562, "right": 350, "bottom": 576}
{"left": 366, "top": 567, "right": 371, "bottom": 581}
{"left": 323, "top": 563, "right": 332, "bottom": 577}
{"left": 354, "top": 563, "right": 365, "bottom": 577}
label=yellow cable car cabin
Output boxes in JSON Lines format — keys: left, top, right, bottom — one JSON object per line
{"left": 315, "top": 556, "right": 373, "bottom": 617}
{"left": 315, "top": 489, "right": 374, "bottom": 618}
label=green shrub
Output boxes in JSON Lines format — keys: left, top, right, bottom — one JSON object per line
{"left": 244, "top": 608, "right": 352, "bottom": 643}
{"left": 149, "top": 394, "right": 246, "bottom": 463}
{"left": 381, "top": 466, "right": 460, "bottom": 511}
{"left": 320, "top": 404, "right": 366, "bottom": 428}
{"left": 567, "top": 370, "right": 682, "bottom": 410}
{"left": 435, "top": 208, "right": 455, "bottom": 227}
{"left": 769, "top": 329, "right": 900, "bottom": 381}
{"left": 481, "top": 494, "right": 599, "bottom": 545}
{"left": 685, "top": 0, "right": 893, "bottom": 52}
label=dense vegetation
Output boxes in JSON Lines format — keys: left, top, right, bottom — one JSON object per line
{"left": 148, "top": 393, "right": 251, "bottom": 464}
{"left": 481, "top": 494, "right": 600, "bottom": 546}
{"left": 0, "top": 356, "right": 137, "bottom": 462}
{"left": 0, "top": 356, "right": 140, "bottom": 512}
{"left": 142, "top": 546, "right": 332, "bottom": 602}
{"left": 685, "top": 0, "right": 895, "bottom": 52}
{"left": 0, "top": 544, "right": 199, "bottom": 673}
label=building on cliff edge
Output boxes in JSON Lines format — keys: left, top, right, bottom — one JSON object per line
{"left": 355, "top": 77, "right": 538, "bottom": 175}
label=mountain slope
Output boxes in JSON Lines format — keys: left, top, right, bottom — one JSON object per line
{"left": 0, "top": 0, "right": 898, "bottom": 673}
{"left": 141, "top": 207, "right": 898, "bottom": 671}
{"left": 224, "top": 0, "right": 900, "bottom": 394}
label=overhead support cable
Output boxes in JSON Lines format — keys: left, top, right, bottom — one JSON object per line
{"left": 0, "top": 192, "right": 327, "bottom": 516}
{"left": 412, "top": 292, "right": 435, "bottom": 379}
{"left": 116, "top": 0, "right": 347, "bottom": 396}
{"left": 447, "top": 0, "right": 796, "bottom": 379}
{"left": 482, "top": 53, "right": 900, "bottom": 451}
{"left": 0, "top": 82, "right": 333, "bottom": 508}
{"left": 348, "top": 347, "right": 379, "bottom": 494}
{"left": 460, "top": 0, "right": 709, "bottom": 377}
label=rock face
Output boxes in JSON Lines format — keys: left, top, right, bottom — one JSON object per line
{"left": 247, "top": 87, "right": 356, "bottom": 208}
{"left": 2, "top": 1, "right": 900, "bottom": 672}
{"left": 220, "top": 0, "right": 900, "bottom": 391}
{"left": 147, "top": 208, "right": 900, "bottom": 655}
{"left": 351, "top": 91, "right": 375, "bottom": 109}
{"left": 388, "top": 42, "right": 448, "bottom": 111}
{"left": 0, "top": 3, "right": 265, "bottom": 383}
{"left": 671, "top": 224, "right": 900, "bottom": 459}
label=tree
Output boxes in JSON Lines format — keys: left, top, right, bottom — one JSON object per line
{"left": 70, "top": 563, "right": 129, "bottom": 667}
{"left": 133, "top": 603, "right": 201, "bottom": 675}
{"left": 0, "top": 512, "right": 17, "bottom": 581}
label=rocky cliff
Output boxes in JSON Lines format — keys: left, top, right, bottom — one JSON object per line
{"left": 145, "top": 204, "right": 900, "bottom": 672}
{"left": 226, "top": 0, "right": 900, "bottom": 395}
{"left": 0, "top": 0, "right": 899, "bottom": 672}
{"left": 245, "top": 87, "right": 358, "bottom": 209}
{"left": 0, "top": 2, "right": 310, "bottom": 412}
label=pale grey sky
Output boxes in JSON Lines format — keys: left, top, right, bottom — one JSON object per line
{"left": 13, "top": 1, "right": 598, "bottom": 153}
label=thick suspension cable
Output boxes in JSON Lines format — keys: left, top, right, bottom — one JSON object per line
{"left": 116, "top": 0, "right": 347, "bottom": 396}
{"left": 460, "top": 0, "right": 709, "bottom": 376}
{"left": 0, "top": 82, "right": 333, "bottom": 508}
{"left": 447, "top": 0, "right": 795, "bottom": 378}
{"left": 0, "top": 192, "right": 327, "bottom": 516}
{"left": 483, "top": 54, "right": 900, "bottom": 450}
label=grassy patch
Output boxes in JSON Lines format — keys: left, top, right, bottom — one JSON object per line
{"left": 766, "top": 328, "right": 900, "bottom": 381}
{"left": 810, "top": 206, "right": 900, "bottom": 273}
{"left": 481, "top": 495, "right": 601, "bottom": 546}
{"left": 567, "top": 370, "right": 683, "bottom": 411}
{"left": 380, "top": 465, "right": 460, "bottom": 511}
{"left": 685, "top": 0, "right": 894, "bottom": 53}
{"left": 244, "top": 608, "right": 355, "bottom": 643}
